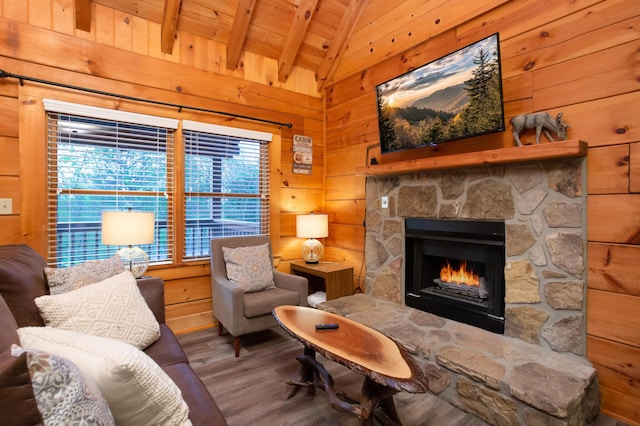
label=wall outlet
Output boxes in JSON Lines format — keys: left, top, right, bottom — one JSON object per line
{"left": 381, "top": 196, "right": 389, "bottom": 209}
{"left": 0, "top": 198, "right": 12, "bottom": 215}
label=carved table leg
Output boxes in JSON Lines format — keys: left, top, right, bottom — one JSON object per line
{"left": 288, "top": 353, "right": 403, "bottom": 425}
{"left": 286, "top": 346, "right": 316, "bottom": 398}
{"left": 378, "top": 396, "right": 401, "bottom": 424}
{"left": 360, "top": 377, "right": 401, "bottom": 425}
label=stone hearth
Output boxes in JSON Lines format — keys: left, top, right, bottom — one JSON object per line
{"left": 364, "top": 159, "right": 586, "bottom": 356}
{"left": 319, "top": 294, "right": 599, "bottom": 425}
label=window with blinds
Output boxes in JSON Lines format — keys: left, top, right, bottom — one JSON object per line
{"left": 44, "top": 100, "right": 177, "bottom": 267}
{"left": 183, "top": 121, "right": 271, "bottom": 260}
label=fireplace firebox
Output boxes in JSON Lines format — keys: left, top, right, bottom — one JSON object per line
{"left": 405, "top": 218, "right": 505, "bottom": 333}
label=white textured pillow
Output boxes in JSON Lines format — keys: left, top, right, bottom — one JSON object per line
{"left": 35, "top": 271, "right": 160, "bottom": 350}
{"left": 17, "top": 327, "right": 191, "bottom": 426}
{"left": 222, "top": 242, "right": 276, "bottom": 293}
{"left": 11, "top": 344, "right": 115, "bottom": 426}
{"left": 45, "top": 255, "right": 125, "bottom": 295}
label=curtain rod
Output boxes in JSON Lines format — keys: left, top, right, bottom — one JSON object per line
{"left": 0, "top": 69, "right": 293, "bottom": 129}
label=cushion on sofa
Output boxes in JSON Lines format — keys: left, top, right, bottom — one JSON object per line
{"left": 44, "top": 255, "right": 124, "bottom": 295}
{"left": 34, "top": 271, "right": 160, "bottom": 350}
{"left": 11, "top": 344, "right": 115, "bottom": 426}
{"left": 17, "top": 326, "right": 191, "bottom": 426}
{"left": 0, "top": 245, "right": 48, "bottom": 327}
{"left": 222, "top": 243, "right": 276, "bottom": 293}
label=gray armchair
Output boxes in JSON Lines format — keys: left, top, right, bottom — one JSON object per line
{"left": 210, "top": 236, "right": 308, "bottom": 357}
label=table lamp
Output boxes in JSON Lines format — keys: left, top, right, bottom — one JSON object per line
{"left": 102, "top": 209, "right": 155, "bottom": 278}
{"left": 296, "top": 213, "right": 328, "bottom": 264}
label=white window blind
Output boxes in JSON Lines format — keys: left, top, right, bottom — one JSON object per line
{"left": 45, "top": 100, "right": 176, "bottom": 267}
{"left": 183, "top": 121, "right": 271, "bottom": 260}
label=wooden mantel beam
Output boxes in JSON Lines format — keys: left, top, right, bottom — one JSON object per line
{"left": 356, "top": 140, "right": 588, "bottom": 176}
{"left": 227, "top": 0, "right": 257, "bottom": 70}
{"left": 75, "top": 0, "right": 92, "bottom": 32}
{"left": 277, "top": 0, "right": 318, "bottom": 82}
{"left": 316, "top": 0, "right": 367, "bottom": 91}
{"left": 161, "top": 0, "right": 182, "bottom": 54}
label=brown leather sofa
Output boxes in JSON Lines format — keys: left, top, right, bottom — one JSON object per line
{"left": 0, "top": 244, "right": 226, "bottom": 425}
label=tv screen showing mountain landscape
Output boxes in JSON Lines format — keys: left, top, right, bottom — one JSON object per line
{"left": 376, "top": 33, "right": 505, "bottom": 154}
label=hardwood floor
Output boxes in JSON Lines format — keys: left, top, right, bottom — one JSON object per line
{"left": 177, "top": 326, "right": 487, "bottom": 426}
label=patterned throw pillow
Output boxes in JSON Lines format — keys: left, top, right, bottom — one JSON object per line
{"left": 17, "top": 327, "right": 191, "bottom": 426}
{"left": 222, "top": 242, "right": 276, "bottom": 293}
{"left": 35, "top": 271, "right": 160, "bottom": 350}
{"left": 11, "top": 344, "right": 115, "bottom": 426}
{"left": 45, "top": 255, "right": 125, "bottom": 295}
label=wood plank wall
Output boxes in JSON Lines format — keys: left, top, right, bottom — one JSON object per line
{"left": 0, "top": 1, "right": 323, "bottom": 333}
{"left": 323, "top": 0, "right": 640, "bottom": 422}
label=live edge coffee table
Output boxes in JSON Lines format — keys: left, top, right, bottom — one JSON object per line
{"left": 273, "top": 305, "right": 428, "bottom": 425}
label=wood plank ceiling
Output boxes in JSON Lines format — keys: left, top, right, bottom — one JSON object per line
{"left": 75, "top": 0, "right": 368, "bottom": 90}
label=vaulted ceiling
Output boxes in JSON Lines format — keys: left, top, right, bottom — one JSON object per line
{"left": 76, "top": 0, "right": 367, "bottom": 90}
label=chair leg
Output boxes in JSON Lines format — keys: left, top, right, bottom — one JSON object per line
{"left": 234, "top": 336, "right": 240, "bottom": 357}
{"left": 218, "top": 322, "right": 224, "bottom": 336}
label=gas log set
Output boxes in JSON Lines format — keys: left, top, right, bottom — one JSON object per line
{"left": 405, "top": 218, "right": 505, "bottom": 334}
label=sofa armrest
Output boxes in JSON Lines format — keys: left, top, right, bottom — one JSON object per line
{"left": 273, "top": 270, "right": 308, "bottom": 307}
{"left": 0, "top": 353, "right": 43, "bottom": 425}
{"left": 136, "top": 276, "right": 166, "bottom": 324}
{"left": 0, "top": 295, "right": 43, "bottom": 424}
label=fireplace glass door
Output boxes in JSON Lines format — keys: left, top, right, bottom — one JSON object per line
{"left": 405, "top": 218, "right": 505, "bottom": 333}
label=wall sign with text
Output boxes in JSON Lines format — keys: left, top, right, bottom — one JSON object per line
{"left": 293, "top": 135, "right": 312, "bottom": 175}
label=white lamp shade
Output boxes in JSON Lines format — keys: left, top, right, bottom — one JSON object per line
{"left": 101, "top": 211, "right": 155, "bottom": 245}
{"left": 296, "top": 214, "right": 328, "bottom": 239}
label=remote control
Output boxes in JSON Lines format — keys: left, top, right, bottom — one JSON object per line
{"left": 315, "top": 323, "right": 339, "bottom": 330}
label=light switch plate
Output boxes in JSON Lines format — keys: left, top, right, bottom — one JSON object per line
{"left": 381, "top": 196, "right": 389, "bottom": 209}
{"left": 0, "top": 198, "right": 12, "bottom": 215}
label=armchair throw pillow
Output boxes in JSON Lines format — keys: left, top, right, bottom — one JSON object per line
{"left": 35, "top": 271, "right": 160, "bottom": 350}
{"left": 222, "top": 242, "right": 276, "bottom": 293}
{"left": 45, "top": 255, "right": 125, "bottom": 295}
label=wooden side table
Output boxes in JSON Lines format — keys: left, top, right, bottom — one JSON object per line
{"left": 290, "top": 260, "right": 353, "bottom": 300}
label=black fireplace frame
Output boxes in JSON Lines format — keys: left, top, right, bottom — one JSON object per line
{"left": 405, "top": 218, "right": 505, "bottom": 333}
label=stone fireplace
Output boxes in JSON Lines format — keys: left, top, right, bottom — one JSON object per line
{"left": 405, "top": 217, "right": 506, "bottom": 334}
{"left": 364, "top": 158, "right": 587, "bottom": 356}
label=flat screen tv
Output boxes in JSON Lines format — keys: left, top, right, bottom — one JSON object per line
{"left": 376, "top": 33, "right": 505, "bottom": 154}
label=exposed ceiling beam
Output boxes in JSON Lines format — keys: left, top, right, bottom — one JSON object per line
{"left": 277, "top": 0, "right": 318, "bottom": 82}
{"left": 161, "top": 0, "right": 182, "bottom": 54}
{"left": 316, "top": 0, "right": 367, "bottom": 91}
{"left": 227, "top": 0, "right": 257, "bottom": 70}
{"left": 75, "top": 0, "right": 92, "bottom": 32}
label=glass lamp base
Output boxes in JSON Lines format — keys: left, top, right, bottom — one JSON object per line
{"left": 301, "top": 238, "right": 324, "bottom": 264}
{"left": 117, "top": 246, "right": 149, "bottom": 278}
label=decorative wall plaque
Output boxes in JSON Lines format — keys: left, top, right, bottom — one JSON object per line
{"left": 293, "top": 135, "right": 312, "bottom": 174}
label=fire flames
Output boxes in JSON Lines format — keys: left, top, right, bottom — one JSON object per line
{"left": 439, "top": 260, "right": 479, "bottom": 287}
